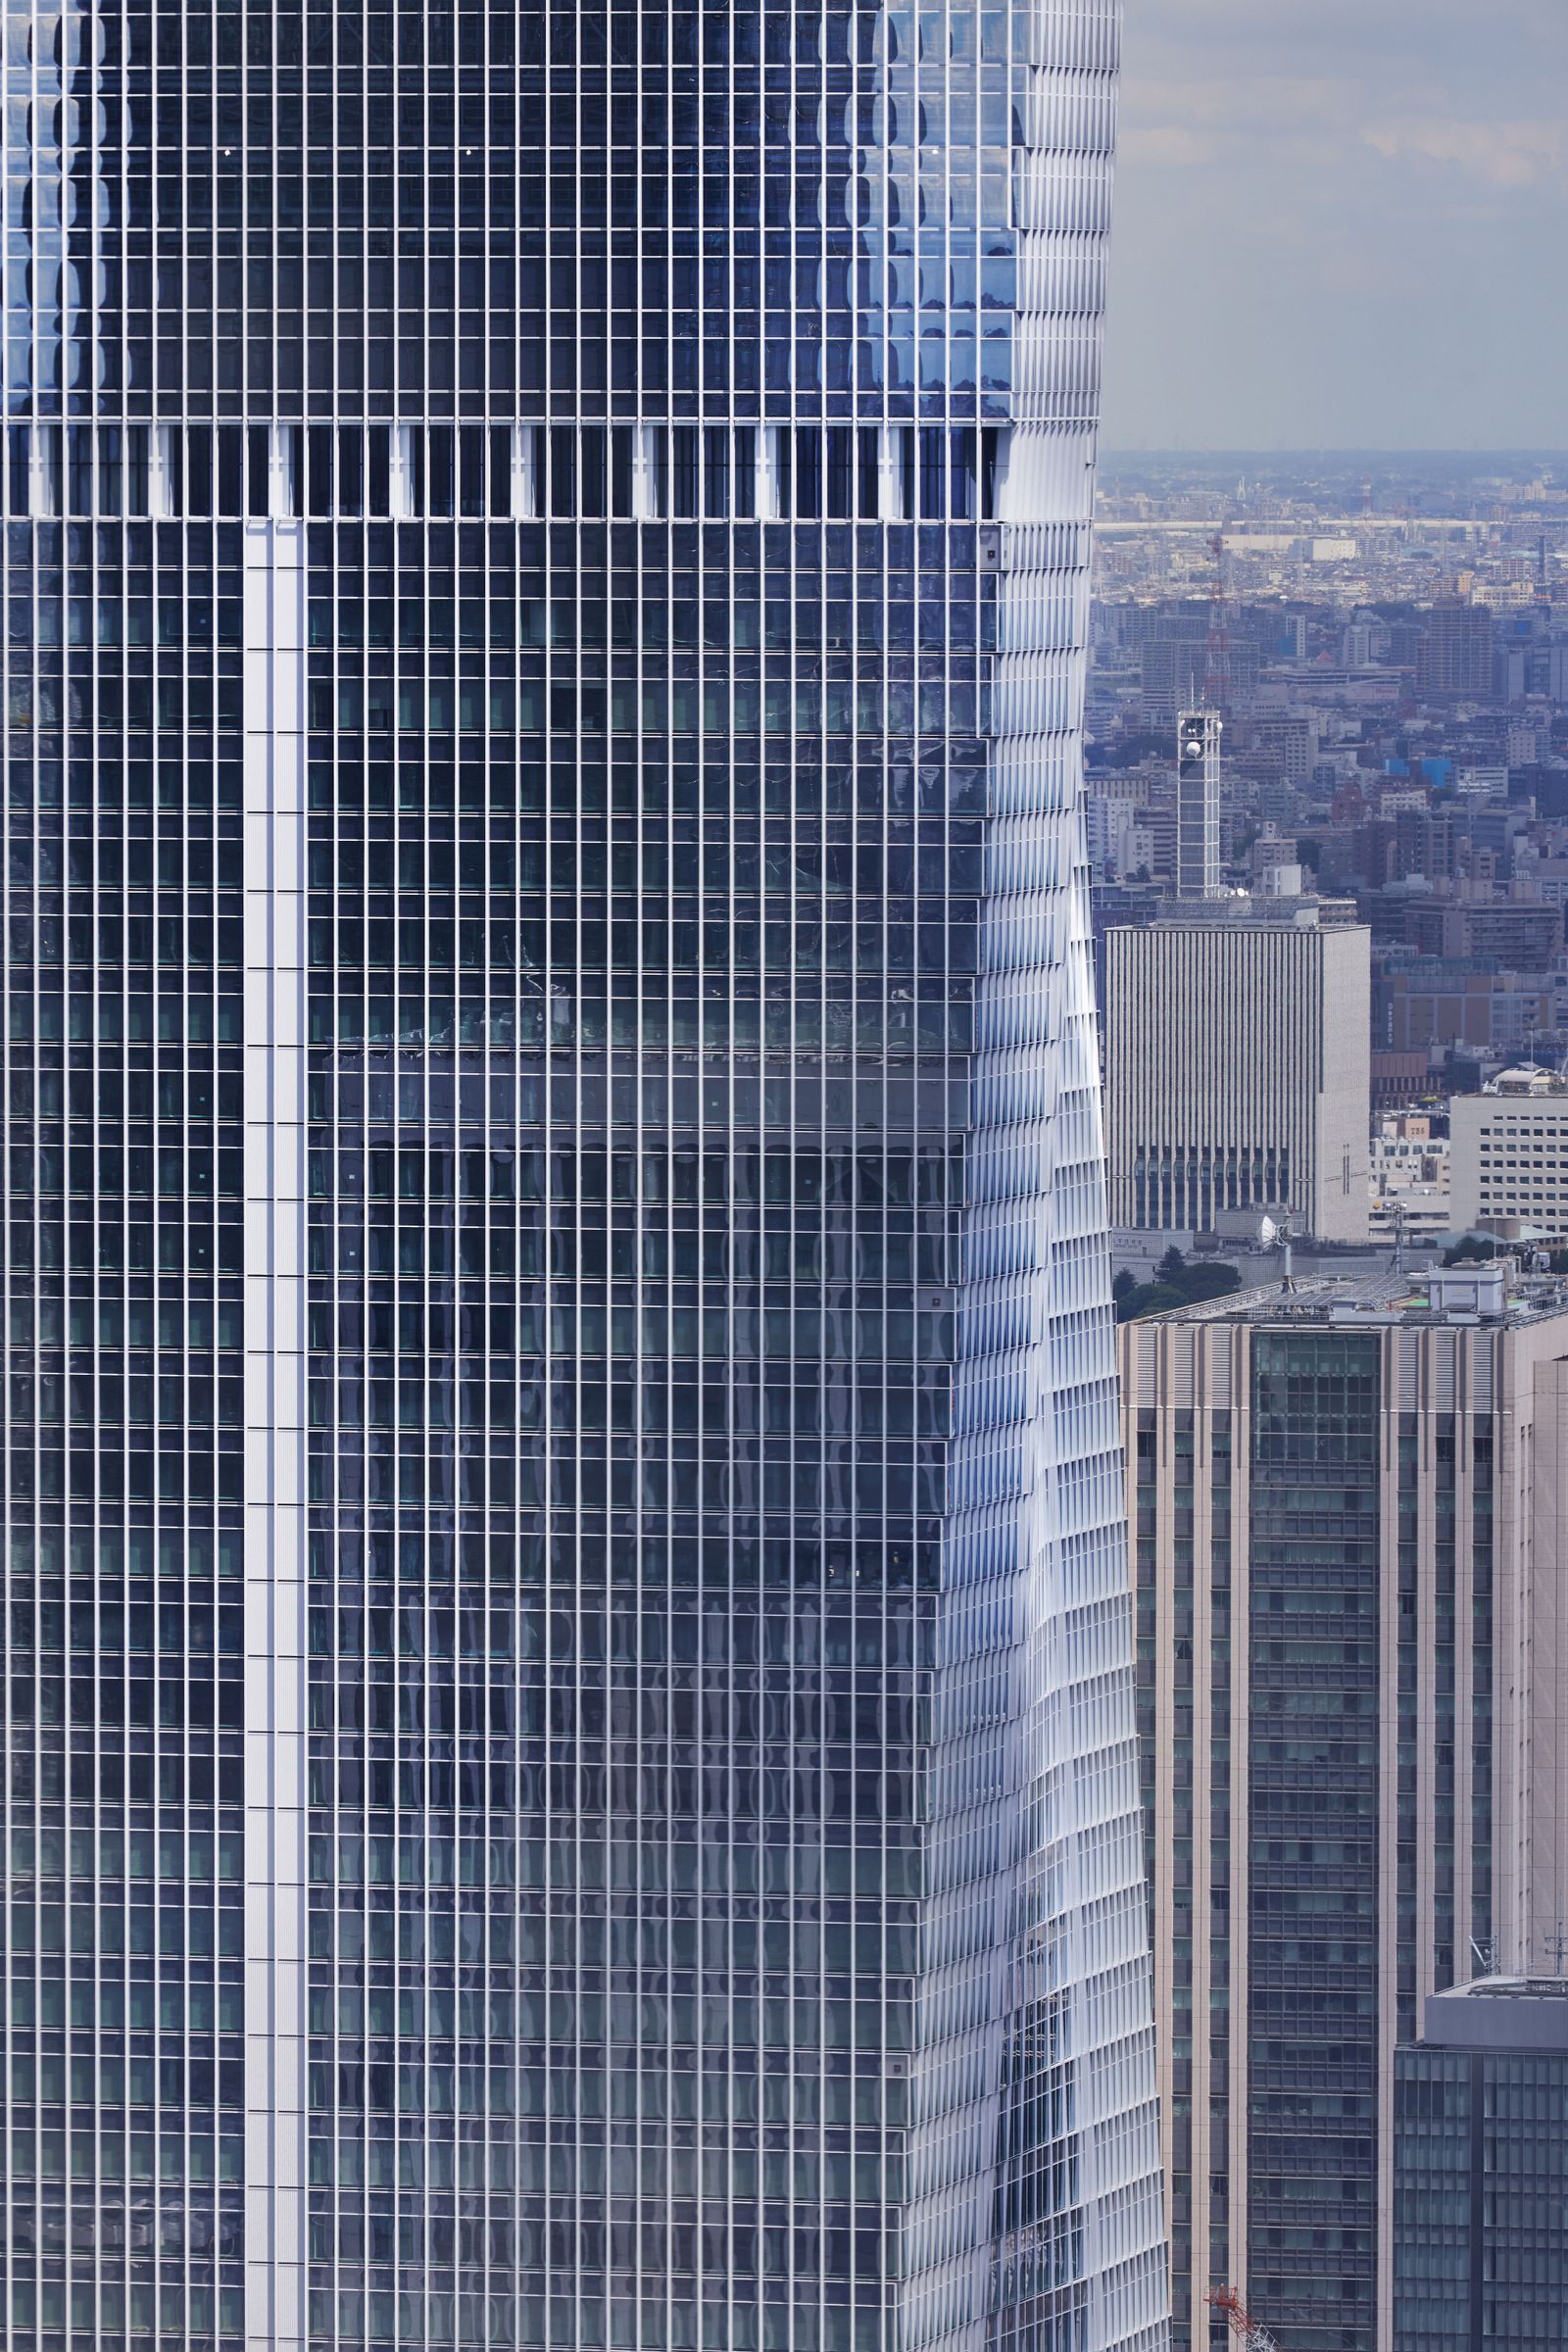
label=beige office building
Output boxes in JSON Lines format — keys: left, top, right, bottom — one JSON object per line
{"left": 1120, "top": 1267, "right": 1568, "bottom": 2350}
{"left": 1450, "top": 1066, "right": 1568, "bottom": 1240}
{"left": 1104, "top": 909, "right": 1372, "bottom": 1242}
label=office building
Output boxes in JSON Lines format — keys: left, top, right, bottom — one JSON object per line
{"left": 1450, "top": 1067, "right": 1568, "bottom": 1241}
{"left": 1121, "top": 1268, "right": 1568, "bottom": 2352}
{"left": 1103, "top": 908, "right": 1373, "bottom": 1242}
{"left": 1175, "top": 713, "right": 1222, "bottom": 904}
{"left": 1248, "top": 717, "right": 1319, "bottom": 784}
{"left": 0, "top": 2, "right": 1170, "bottom": 2352}
{"left": 1377, "top": 964, "right": 1556, "bottom": 1060}
{"left": 1400, "top": 902, "right": 1563, "bottom": 967}
{"left": 1394, "top": 1979, "right": 1568, "bottom": 2351}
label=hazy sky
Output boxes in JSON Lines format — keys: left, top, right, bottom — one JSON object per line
{"left": 1101, "top": 0, "right": 1568, "bottom": 451}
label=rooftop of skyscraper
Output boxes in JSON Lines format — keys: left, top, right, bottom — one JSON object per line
{"left": 1146, "top": 890, "right": 1364, "bottom": 928}
{"left": 1133, "top": 1259, "right": 1568, "bottom": 1331}
{"left": 1484, "top": 1064, "right": 1568, "bottom": 1098}
{"left": 1422, "top": 1979, "right": 1568, "bottom": 2053}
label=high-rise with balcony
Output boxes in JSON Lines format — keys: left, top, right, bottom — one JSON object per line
{"left": 0, "top": 1, "right": 1167, "bottom": 2350}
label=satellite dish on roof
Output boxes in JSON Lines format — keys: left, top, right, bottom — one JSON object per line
{"left": 1262, "top": 1213, "right": 1298, "bottom": 1291}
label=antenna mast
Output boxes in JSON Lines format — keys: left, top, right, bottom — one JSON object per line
{"left": 1177, "top": 710, "right": 1223, "bottom": 902}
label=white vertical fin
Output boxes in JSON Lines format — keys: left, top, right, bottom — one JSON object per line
{"left": 242, "top": 519, "right": 310, "bottom": 2352}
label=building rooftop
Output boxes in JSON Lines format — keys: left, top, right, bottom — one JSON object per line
{"left": 1419, "top": 1978, "right": 1568, "bottom": 2056}
{"left": 1141, "top": 1259, "right": 1568, "bottom": 1332}
{"left": 1142, "top": 893, "right": 1365, "bottom": 931}
{"left": 1479, "top": 1064, "right": 1568, "bottom": 1100}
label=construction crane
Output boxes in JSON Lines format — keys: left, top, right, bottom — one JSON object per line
{"left": 1206, "top": 2286, "right": 1282, "bottom": 2352}
{"left": 1202, "top": 527, "right": 1232, "bottom": 714}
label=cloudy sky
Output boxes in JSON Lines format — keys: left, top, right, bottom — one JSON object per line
{"left": 1101, "top": 0, "right": 1568, "bottom": 451}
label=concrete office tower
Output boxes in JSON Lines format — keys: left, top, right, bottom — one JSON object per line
{"left": 1175, "top": 713, "right": 1222, "bottom": 903}
{"left": 0, "top": 0, "right": 1168, "bottom": 2349}
{"left": 1394, "top": 1980, "right": 1568, "bottom": 2350}
{"left": 1120, "top": 1266, "right": 1568, "bottom": 2352}
{"left": 1104, "top": 910, "right": 1373, "bottom": 1242}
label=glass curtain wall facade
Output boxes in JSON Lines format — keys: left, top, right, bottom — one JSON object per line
{"left": 0, "top": 0, "right": 1166, "bottom": 2348}
{"left": 1120, "top": 1288, "right": 1555, "bottom": 2352}
{"left": 1246, "top": 1336, "right": 1383, "bottom": 2351}
{"left": 1394, "top": 1991, "right": 1568, "bottom": 2352}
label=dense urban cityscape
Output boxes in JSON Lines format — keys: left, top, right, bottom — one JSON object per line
{"left": 0, "top": 1, "right": 1563, "bottom": 2351}
{"left": 1090, "top": 453, "right": 1568, "bottom": 1271}
{"left": 1089, "top": 449, "right": 1568, "bottom": 2351}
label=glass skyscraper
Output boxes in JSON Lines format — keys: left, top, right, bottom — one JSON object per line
{"left": 0, "top": 0, "right": 1166, "bottom": 2344}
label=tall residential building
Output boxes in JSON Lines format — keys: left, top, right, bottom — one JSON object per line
{"left": 0, "top": 3, "right": 1169, "bottom": 2352}
{"left": 1121, "top": 1268, "right": 1568, "bottom": 2352}
{"left": 1394, "top": 1979, "right": 1568, "bottom": 2351}
{"left": 1175, "top": 714, "right": 1221, "bottom": 904}
{"left": 1415, "top": 602, "right": 1495, "bottom": 702}
{"left": 1103, "top": 908, "right": 1372, "bottom": 1243}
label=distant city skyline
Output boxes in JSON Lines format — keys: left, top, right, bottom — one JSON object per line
{"left": 1102, "top": 0, "right": 1568, "bottom": 453}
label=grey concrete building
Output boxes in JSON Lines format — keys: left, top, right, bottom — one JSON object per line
{"left": 1104, "top": 907, "right": 1373, "bottom": 1243}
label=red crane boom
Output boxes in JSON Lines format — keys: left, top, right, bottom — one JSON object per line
{"left": 1206, "top": 2287, "right": 1282, "bottom": 2352}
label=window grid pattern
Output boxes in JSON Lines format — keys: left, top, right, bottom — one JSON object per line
{"left": 1247, "top": 1338, "right": 1382, "bottom": 2352}
{"left": 1, "top": 0, "right": 1168, "bottom": 2347}
{"left": 1394, "top": 2043, "right": 1568, "bottom": 2351}
{"left": 0, "top": 508, "right": 249, "bottom": 2352}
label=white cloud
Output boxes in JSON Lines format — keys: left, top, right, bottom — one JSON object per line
{"left": 1363, "top": 117, "right": 1568, "bottom": 192}
{"left": 1119, "top": 123, "right": 1220, "bottom": 170}
{"left": 1101, "top": 0, "right": 1568, "bottom": 447}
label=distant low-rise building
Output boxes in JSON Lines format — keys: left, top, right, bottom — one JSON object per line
{"left": 1378, "top": 961, "right": 1555, "bottom": 1057}
{"left": 1371, "top": 1049, "right": 1440, "bottom": 1110}
{"left": 1085, "top": 790, "right": 1155, "bottom": 885}
{"left": 1250, "top": 848, "right": 1305, "bottom": 900}
{"left": 1514, "top": 856, "right": 1568, "bottom": 913}
{"left": 1248, "top": 713, "right": 1320, "bottom": 779}
{"left": 1401, "top": 898, "right": 1563, "bottom": 966}
{"left": 1370, "top": 1111, "right": 1451, "bottom": 1245}
{"left": 1454, "top": 763, "right": 1509, "bottom": 799}
{"left": 1450, "top": 1066, "right": 1568, "bottom": 1239}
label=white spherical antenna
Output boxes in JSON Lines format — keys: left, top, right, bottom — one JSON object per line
{"left": 1258, "top": 1215, "right": 1279, "bottom": 1250}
